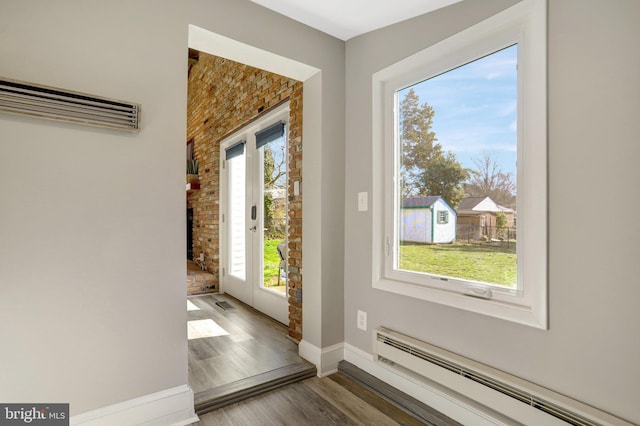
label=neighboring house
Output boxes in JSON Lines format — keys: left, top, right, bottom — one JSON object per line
{"left": 264, "top": 187, "right": 286, "bottom": 200}
{"left": 457, "top": 196, "right": 515, "bottom": 240}
{"left": 401, "top": 196, "right": 456, "bottom": 244}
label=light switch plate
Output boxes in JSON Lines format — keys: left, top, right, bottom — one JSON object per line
{"left": 358, "top": 192, "right": 368, "bottom": 212}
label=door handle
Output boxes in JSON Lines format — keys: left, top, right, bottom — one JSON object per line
{"left": 251, "top": 205, "right": 257, "bottom": 220}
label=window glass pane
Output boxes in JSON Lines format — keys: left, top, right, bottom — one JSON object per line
{"left": 228, "top": 153, "right": 246, "bottom": 279}
{"left": 397, "top": 45, "right": 517, "bottom": 288}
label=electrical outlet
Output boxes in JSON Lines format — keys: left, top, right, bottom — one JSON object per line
{"left": 357, "top": 310, "right": 367, "bottom": 331}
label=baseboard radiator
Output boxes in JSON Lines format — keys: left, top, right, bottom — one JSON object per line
{"left": 0, "top": 77, "right": 140, "bottom": 131}
{"left": 374, "top": 328, "right": 631, "bottom": 426}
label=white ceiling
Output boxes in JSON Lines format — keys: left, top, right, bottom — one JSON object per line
{"left": 249, "top": 0, "right": 463, "bottom": 41}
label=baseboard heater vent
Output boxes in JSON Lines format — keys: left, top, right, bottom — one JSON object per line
{"left": 0, "top": 77, "right": 140, "bottom": 131}
{"left": 375, "top": 328, "right": 631, "bottom": 426}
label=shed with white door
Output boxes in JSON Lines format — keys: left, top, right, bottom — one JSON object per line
{"left": 401, "top": 196, "right": 456, "bottom": 244}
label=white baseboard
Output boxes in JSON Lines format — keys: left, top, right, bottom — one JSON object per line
{"left": 301, "top": 341, "right": 488, "bottom": 424}
{"left": 300, "top": 342, "right": 497, "bottom": 424}
{"left": 298, "top": 339, "right": 321, "bottom": 370}
{"left": 298, "top": 340, "right": 344, "bottom": 377}
{"left": 318, "top": 342, "right": 344, "bottom": 377}
{"left": 344, "top": 343, "right": 505, "bottom": 426}
{"left": 70, "top": 385, "right": 198, "bottom": 426}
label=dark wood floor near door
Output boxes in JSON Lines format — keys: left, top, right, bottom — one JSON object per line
{"left": 188, "top": 294, "right": 459, "bottom": 425}
{"left": 188, "top": 293, "right": 313, "bottom": 394}
{"left": 193, "top": 372, "right": 434, "bottom": 426}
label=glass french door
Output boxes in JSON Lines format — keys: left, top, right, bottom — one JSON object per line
{"left": 220, "top": 104, "right": 289, "bottom": 324}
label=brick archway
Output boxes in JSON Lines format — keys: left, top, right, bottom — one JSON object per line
{"left": 187, "top": 52, "right": 303, "bottom": 339}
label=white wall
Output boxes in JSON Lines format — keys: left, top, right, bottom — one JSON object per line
{"left": 344, "top": 0, "right": 640, "bottom": 423}
{"left": 0, "top": 0, "right": 344, "bottom": 416}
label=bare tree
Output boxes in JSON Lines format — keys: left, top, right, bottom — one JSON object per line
{"left": 465, "top": 152, "right": 516, "bottom": 209}
{"left": 264, "top": 144, "right": 286, "bottom": 188}
{"left": 263, "top": 143, "right": 287, "bottom": 227}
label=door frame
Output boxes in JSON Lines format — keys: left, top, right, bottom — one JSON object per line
{"left": 219, "top": 103, "right": 290, "bottom": 324}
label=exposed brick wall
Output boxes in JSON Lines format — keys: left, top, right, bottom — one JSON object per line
{"left": 187, "top": 52, "right": 303, "bottom": 339}
{"left": 187, "top": 262, "right": 217, "bottom": 295}
{"left": 287, "top": 89, "right": 303, "bottom": 341}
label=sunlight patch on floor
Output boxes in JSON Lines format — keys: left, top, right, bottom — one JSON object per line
{"left": 187, "top": 300, "right": 200, "bottom": 311}
{"left": 188, "top": 319, "right": 229, "bottom": 340}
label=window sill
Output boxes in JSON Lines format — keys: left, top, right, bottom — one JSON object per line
{"left": 373, "top": 277, "right": 546, "bottom": 329}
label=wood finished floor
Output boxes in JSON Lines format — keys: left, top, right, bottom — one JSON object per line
{"left": 193, "top": 372, "right": 430, "bottom": 426}
{"left": 188, "top": 293, "right": 309, "bottom": 394}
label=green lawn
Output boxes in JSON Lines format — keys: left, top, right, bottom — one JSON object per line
{"left": 263, "top": 239, "right": 284, "bottom": 287}
{"left": 399, "top": 242, "right": 516, "bottom": 287}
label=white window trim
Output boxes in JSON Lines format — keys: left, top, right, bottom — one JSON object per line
{"left": 371, "top": 0, "right": 547, "bottom": 329}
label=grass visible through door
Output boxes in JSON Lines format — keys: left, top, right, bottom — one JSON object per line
{"left": 263, "top": 239, "right": 285, "bottom": 288}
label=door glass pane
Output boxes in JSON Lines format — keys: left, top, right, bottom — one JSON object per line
{"left": 228, "top": 153, "right": 246, "bottom": 280}
{"left": 261, "top": 134, "right": 287, "bottom": 294}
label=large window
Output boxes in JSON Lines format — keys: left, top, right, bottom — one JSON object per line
{"left": 372, "top": 0, "right": 547, "bottom": 328}
{"left": 398, "top": 45, "right": 517, "bottom": 288}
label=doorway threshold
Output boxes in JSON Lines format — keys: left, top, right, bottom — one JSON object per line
{"left": 188, "top": 293, "right": 315, "bottom": 414}
{"left": 194, "top": 361, "right": 316, "bottom": 415}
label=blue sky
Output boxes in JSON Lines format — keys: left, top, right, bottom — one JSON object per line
{"left": 265, "top": 136, "right": 287, "bottom": 188}
{"left": 399, "top": 44, "right": 518, "bottom": 178}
